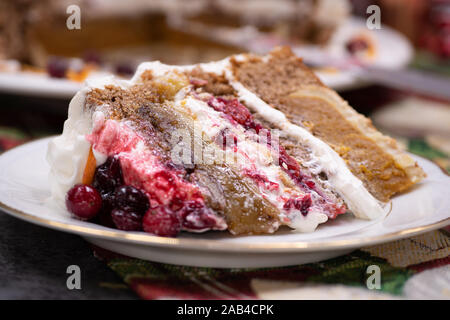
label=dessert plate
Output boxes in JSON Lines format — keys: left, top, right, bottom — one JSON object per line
{"left": 0, "top": 138, "right": 448, "bottom": 268}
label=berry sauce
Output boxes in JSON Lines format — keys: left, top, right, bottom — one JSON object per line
{"left": 207, "top": 96, "right": 347, "bottom": 219}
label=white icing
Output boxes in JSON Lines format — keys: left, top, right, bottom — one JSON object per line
{"left": 46, "top": 89, "right": 93, "bottom": 203}
{"left": 46, "top": 76, "right": 128, "bottom": 203}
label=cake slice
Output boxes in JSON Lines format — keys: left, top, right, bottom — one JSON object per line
{"left": 47, "top": 47, "right": 424, "bottom": 237}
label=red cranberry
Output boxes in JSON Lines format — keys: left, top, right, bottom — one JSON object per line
{"left": 346, "top": 38, "right": 369, "bottom": 55}
{"left": 111, "top": 209, "right": 143, "bottom": 231}
{"left": 152, "top": 171, "right": 176, "bottom": 192}
{"left": 98, "top": 207, "right": 115, "bottom": 228}
{"left": 93, "top": 156, "right": 124, "bottom": 194}
{"left": 100, "top": 191, "right": 115, "bottom": 212}
{"left": 243, "top": 169, "right": 279, "bottom": 191}
{"left": 279, "top": 149, "right": 300, "bottom": 173}
{"left": 305, "top": 180, "right": 315, "bottom": 189}
{"left": 283, "top": 194, "right": 312, "bottom": 216}
{"left": 47, "top": 57, "right": 69, "bottom": 78}
{"left": 83, "top": 50, "right": 102, "bottom": 65}
{"left": 113, "top": 185, "right": 149, "bottom": 214}
{"left": 208, "top": 97, "right": 253, "bottom": 128}
{"left": 216, "top": 128, "right": 238, "bottom": 150}
{"left": 143, "top": 206, "right": 181, "bottom": 237}
{"left": 66, "top": 184, "right": 102, "bottom": 220}
{"left": 115, "top": 62, "right": 135, "bottom": 76}
{"left": 178, "top": 201, "right": 217, "bottom": 231}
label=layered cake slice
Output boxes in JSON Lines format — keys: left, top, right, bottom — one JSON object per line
{"left": 47, "top": 47, "right": 425, "bottom": 237}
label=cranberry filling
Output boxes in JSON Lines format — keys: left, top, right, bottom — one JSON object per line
{"left": 206, "top": 96, "right": 347, "bottom": 218}
{"left": 242, "top": 169, "right": 279, "bottom": 191}
{"left": 216, "top": 128, "right": 238, "bottom": 150}
{"left": 283, "top": 194, "right": 312, "bottom": 216}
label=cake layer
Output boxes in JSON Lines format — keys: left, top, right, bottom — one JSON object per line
{"left": 230, "top": 47, "right": 426, "bottom": 202}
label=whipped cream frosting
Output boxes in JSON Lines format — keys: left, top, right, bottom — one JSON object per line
{"left": 47, "top": 76, "right": 129, "bottom": 204}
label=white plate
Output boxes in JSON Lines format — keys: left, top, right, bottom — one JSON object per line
{"left": 0, "top": 19, "right": 412, "bottom": 99}
{"left": 0, "top": 138, "right": 448, "bottom": 268}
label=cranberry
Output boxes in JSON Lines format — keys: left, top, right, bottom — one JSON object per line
{"left": 178, "top": 201, "right": 217, "bottom": 231}
{"left": 143, "top": 206, "right": 181, "bottom": 237}
{"left": 208, "top": 97, "right": 253, "bottom": 128}
{"left": 152, "top": 171, "right": 176, "bottom": 192}
{"left": 113, "top": 185, "right": 149, "bottom": 214}
{"left": 283, "top": 194, "right": 312, "bottom": 216}
{"left": 66, "top": 184, "right": 102, "bottom": 220}
{"left": 111, "top": 208, "right": 143, "bottom": 231}
{"left": 98, "top": 207, "right": 115, "bottom": 228}
{"left": 83, "top": 50, "right": 102, "bottom": 65}
{"left": 170, "top": 192, "right": 186, "bottom": 212}
{"left": 47, "top": 57, "right": 68, "bottom": 78}
{"left": 216, "top": 128, "right": 238, "bottom": 150}
{"left": 279, "top": 149, "right": 300, "bottom": 173}
{"left": 346, "top": 38, "right": 369, "bottom": 55}
{"left": 305, "top": 180, "right": 315, "bottom": 189}
{"left": 100, "top": 191, "right": 115, "bottom": 212}
{"left": 243, "top": 169, "right": 279, "bottom": 191}
{"left": 115, "top": 62, "right": 135, "bottom": 76}
{"left": 93, "top": 156, "right": 124, "bottom": 195}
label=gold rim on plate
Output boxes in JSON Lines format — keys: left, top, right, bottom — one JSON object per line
{"left": 1, "top": 199, "right": 448, "bottom": 252}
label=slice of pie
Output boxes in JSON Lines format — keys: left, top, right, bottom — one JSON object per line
{"left": 47, "top": 47, "right": 425, "bottom": 237}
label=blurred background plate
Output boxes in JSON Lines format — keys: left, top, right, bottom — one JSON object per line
{"left": 0, "top": 71, "right": 82, "bottom": 99}
{"left": 297, "top": 17, "right": 414, "bottom": 90}
{"left": 0, "top": 17, "right": 413, "bottom": 99}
